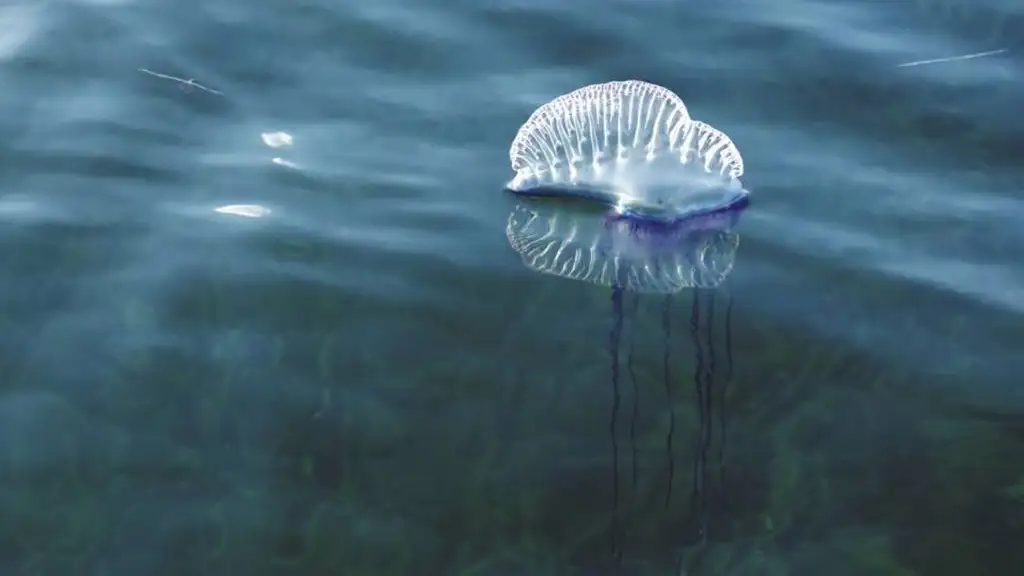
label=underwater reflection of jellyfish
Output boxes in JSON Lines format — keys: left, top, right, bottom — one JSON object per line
{"left": 504, "top": 80, "right": 747, "bottom": 566}
{"left": 505, "top": 197, "right": 746, "bottom": 563}
{"left": 506, "top": 198, "right": 743, "bottom": 294}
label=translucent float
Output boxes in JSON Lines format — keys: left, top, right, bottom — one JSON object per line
{"left": 507, "top": 80, "right": 746, "bottom": 222}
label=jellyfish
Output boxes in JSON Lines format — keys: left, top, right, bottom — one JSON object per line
{"left": 504, "top": 81, "right": 748, "bottom": 567}
{"left": 506, "top": 80, "right": 747, "bottom": 223}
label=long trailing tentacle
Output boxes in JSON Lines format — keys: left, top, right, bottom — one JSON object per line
{"left": 609, "top": 288, "right": 624, "bottom": 564}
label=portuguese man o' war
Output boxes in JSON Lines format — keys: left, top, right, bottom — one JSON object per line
{"left": 506, "top": 80, "right": 746, "bottom": 223}
{"left": 503, "top": 81, "right": 747, "bottom": 567}
{"left": 505, "top": 197, "right": 742, "bottom": 567}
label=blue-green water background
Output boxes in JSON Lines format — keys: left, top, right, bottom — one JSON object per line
{"left": 1, "top": 1, "right": 1022, "bottom": 574}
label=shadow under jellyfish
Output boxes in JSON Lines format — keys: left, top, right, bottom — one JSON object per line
{"left": 504, "top": 78, "right": 750, "bottom": 570}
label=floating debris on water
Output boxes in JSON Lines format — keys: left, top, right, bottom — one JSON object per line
{"left": 138, "top": 68, "right": 224, "bottom": 95}
{"left": 896, "top": 48, "right": 1008, "bottom": 68}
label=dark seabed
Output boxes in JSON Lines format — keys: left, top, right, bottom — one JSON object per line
{"left": 1, "top": 0, "right": 1023, "bottom": 574}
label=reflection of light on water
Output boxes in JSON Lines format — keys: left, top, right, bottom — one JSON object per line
{"left": 214, "top": 204, "right": 271, "bottom": 218}
{"left": 0, "top": 195, "right": 63, "bottom": 223}
{"left": 261, "top": 131, "right": 293, "bottom": 148}
{"left": 261, "top": 131, "right": 299, "bottom": 169}
{"left": 0, "top": 197, "right": 37, "bottom": 217}
{"left": 0, "top": 5, "right": 39, "bottom": 62}
{"left": 272, "top": 157, "right": 299, "bottom": 169}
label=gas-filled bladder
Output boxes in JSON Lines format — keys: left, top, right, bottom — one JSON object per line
{"left": 506, "top": 80, "right": 747, "bottom": 223}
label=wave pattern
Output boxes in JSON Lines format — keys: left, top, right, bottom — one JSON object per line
{"left": 1, "top": 0, "right": 1023, "bottom": 575}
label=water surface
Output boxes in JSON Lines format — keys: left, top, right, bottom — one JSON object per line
{"left": 1, "top": 0, "right": 1022, "bottom": 574}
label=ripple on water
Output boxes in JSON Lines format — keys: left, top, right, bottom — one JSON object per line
{"left": 0, "top": 5, "right": 42, "bottom": 62}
